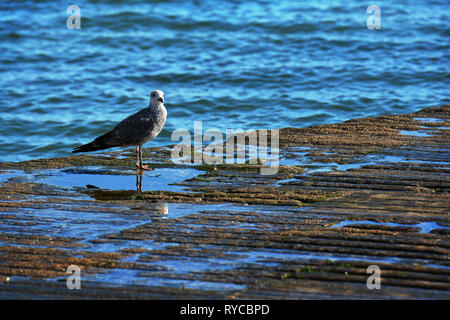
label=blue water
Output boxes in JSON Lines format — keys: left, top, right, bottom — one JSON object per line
{"left": 0, "top": 1, "right": 448, "bottom": 162}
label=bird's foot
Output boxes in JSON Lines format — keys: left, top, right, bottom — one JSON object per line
{"left": 136, "top": 164, "right": 152, "bottom": 170}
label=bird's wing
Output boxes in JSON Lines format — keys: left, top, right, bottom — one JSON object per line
{"left": 105, "top": 108, "right": 156, "bottom": 147}
{"left": 72, "top": 108, "right": 156, "bottom": 153}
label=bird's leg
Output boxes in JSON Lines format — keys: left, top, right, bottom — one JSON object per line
{"left": 135, "top": 146, "right": 140, "bottom": 168}
{"left": 139, "top": 146, "right": 143, "bottom": 168}
{"left": 137, "top": 145, "right": 151, "bottom": 170}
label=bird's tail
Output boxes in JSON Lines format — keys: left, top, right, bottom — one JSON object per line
{"left": 72, "top": 131, "right": 114, "bottom": 153}
{"left": 72, "top": 142, "right": 111, "bottom": 153}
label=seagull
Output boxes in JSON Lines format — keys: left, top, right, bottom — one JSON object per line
{"left": 72, "top": 90, "right": 167, "bottom": 170}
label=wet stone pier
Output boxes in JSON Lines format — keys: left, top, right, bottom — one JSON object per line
{"left": 0, "top": 105, "right": 448, "bottom": 299}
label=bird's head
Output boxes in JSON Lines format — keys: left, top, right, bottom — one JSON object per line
{"left": 150, "top": 90, "right": 164, "bottom": 106}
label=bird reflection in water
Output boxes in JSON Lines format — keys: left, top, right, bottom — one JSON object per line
{"left": 136, "top": 170, "right": 143, "bottom": 193}
{"left": 135, "top": 170, "right": 168, "bottom": 215}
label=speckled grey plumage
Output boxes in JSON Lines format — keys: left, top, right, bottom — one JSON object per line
{"left": 73, "top": 90, "right": 167, "bottom": 154}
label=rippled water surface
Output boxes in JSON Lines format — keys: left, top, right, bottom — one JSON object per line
{"left": 0, "top": 1, "right": 448, "bottom": 162}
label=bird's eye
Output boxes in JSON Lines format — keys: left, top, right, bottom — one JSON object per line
{"left": 151, "top": 93, "right": 155, "bottom": 97}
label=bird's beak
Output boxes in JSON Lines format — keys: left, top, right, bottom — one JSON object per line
{"left": 158, "top": 97, "right": 164, "bottom": 103}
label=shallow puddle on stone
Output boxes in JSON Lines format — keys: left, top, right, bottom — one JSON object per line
{"left": 0, "top": 170, "right": 25, "bottom": 184}
{"left": 279, "top": 152, "right": 408, "bottom": 174}
{"left": 413, "top": 117, "right": 445, "bottom": 123}
{"left": 399, "top": 130, "right": 432, "bottom": 137}
{"left": 0, "top": 205, "right": 167, "bottom": 247}
{"left": 78, "top": 269, "right": 246, "bottom": 291}
{"left": 1, "top": 202, "right": 299, "bottom": 254}
{"left": 228, "top": 248, "right": 405, "bottom": 265}
{"left": 329, "top": 220, "right": 450, "bottom": 234}
{"left": 35, "top": 167, "right": 203, "bottom": 193}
